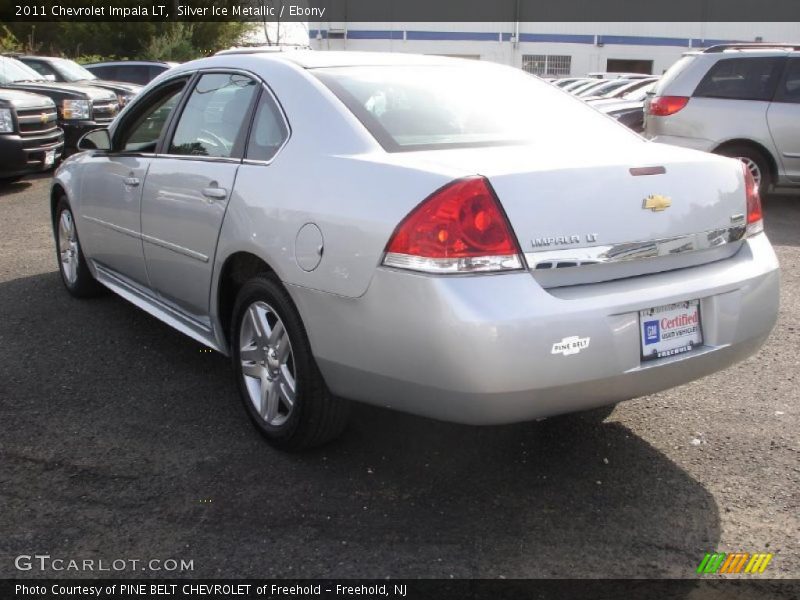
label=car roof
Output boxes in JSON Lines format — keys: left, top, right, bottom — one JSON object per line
{"left": 686, "top": 47, "right": 800, "bottom": 58}
{"left": 215, "top": 50, "right": 479, "bottom": 69}
{"left": 83, "top": 61, "right": 176, "bottom": 67}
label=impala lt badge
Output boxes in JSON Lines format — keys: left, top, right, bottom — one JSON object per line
{"left": 643, "top": 194, "right": 672, "bottom": 212}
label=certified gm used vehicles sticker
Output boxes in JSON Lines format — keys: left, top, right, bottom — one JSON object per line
{"left": 50, "top": 50, "right": 780, "bottom": 450}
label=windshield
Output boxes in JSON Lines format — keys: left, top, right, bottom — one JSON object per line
{"left": 315, "top": 65, "right": 635, "bottom": 152}
{"left": 0, "top": 57, "right": 46, "bottom": 84}
{"left": 621, "top": 82, "right": 657, "bottom": 101}
{"left": 578, "top": 79, "right": 629, "bottom": 97}
{"left": 52, "top": 58, "right": 97, "bottom": 82}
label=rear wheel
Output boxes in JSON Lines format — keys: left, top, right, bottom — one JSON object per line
{"left": 54, "top": 197, "right": 104, "bottom": 298}
{"left": 231, "top": 274, "right": 350, "bottom": 450}
{"left": 716, "top": 144, "right": 772, "bottom": 196}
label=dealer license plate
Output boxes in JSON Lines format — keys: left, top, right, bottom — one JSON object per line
{"left": 44, "top": 150, "right": 55, "bottom": 167}
{"left": 640, "top": 300, "right": 702, "bottom": 361}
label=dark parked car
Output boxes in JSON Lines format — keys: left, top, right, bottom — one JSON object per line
{"left": 0, "top": 89, "right": 64, "bottom": 184}
{"left": 0, "top": 56, "right": 119, "bottom": 154}
{"left": 81, "top": 60, "right": 178, "bottom": 85}
{"left": 12, "top": 55, "right": 142, "bottom": 107}
{"left": 589, "top": 83, "right": 658, "bottom": 133}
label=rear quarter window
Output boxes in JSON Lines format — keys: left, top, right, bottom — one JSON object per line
{"left": 693, "top": 57, "right": 783, "bottom": 101}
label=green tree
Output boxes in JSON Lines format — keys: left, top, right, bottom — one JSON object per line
{"left": 5, "top": 22, "right": 250, "bottom": 61}
{"left": 0, "top": 24, "right": 20, "bottom": 52}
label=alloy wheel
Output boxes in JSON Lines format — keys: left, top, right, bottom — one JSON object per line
{"left": 737, "top": 156, "right": 762, "bottom": 188}
{"left": 239, "top": 301, "right": 297, "bottom": 427}
{"left": 58, "top": 209, "right": 79, "bottom": 285}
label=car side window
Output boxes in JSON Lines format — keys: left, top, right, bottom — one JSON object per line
{"left": 168, "top": 73, "right": 258, "bottom": 159}
{"left": 116, "top": 79, "right": 187, "bottom": 152}
{"left": 24, "top": 61, "right": 53, "bottom": 78}
{"left": 149, "top": 66, "right": 167, "bottom": 82}
{"left": 774, "top": 58, "right": 800, "bottom": 103}
{"left": 126, "top": 66, "right": 150, "bottom": 85}
{"left": 245, "top": 88, "right": 289, "bottom": 162}
{"left": 694, "top": 57, "right": 783, "bottom": 101}
{"left": 93, "top": 66, "right": 116, "bottom": 80}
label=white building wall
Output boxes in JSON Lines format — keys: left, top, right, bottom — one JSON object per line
{"left": 310, "top": 22, "right": 800, "bottom": 76}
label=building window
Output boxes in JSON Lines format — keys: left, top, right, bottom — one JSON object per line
{"left": 522, "top": 54, "right": 571, "bottom": 77}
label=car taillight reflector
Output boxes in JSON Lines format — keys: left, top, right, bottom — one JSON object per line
{"left": 742, "top": 162, "right": 764, "bottom": 237}
{"left": 646, "top": 96, "right": 689, "bottom": 116}
{"left": 383, "top": 176, "right": 524, "bottom": 274}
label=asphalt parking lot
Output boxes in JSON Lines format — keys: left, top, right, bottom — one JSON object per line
{"left": 0, "top": 174, "right": 798, "bottom": 580}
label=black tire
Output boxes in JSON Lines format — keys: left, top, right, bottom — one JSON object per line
{"left": 231, "top": 273, "right": 350, "bottom": 450}
{"left": 715, "top": 144, "right": 772, "bottom": 197}
{"left": 54, "top": 196, "right": 105, "bottom": 298}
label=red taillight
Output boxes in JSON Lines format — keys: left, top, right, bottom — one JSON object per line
{"left": 742, "top": 162, "right": 764, "bottom": 236}
{"left": 383, "top": 176, "right": 523, "bottom": 273}
{"left": 646, "top": 96, "right": 690, "bottom": 116}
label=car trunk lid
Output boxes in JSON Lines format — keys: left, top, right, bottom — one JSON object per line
{"left": 401, "top": 141, "right": 747, "bottom": 287}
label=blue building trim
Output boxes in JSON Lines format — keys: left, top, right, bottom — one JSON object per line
{"left": 309, "top": 29, "right": 741, "bottom": 48}
{"left": 518, "top": 33, "right": 594, "bottom": 44}
{"left": 344, "top": 30, "right": 405, "bottom": 40}
{"left": 406, "top": 30, "right": 501, "bottom": 41}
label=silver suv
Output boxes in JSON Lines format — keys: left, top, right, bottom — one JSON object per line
{"left": 644, "top": 43, "right": 800, "bottom": 194}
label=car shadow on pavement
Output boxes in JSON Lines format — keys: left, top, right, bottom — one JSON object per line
{"left": 0, "top": 179, "right": 35, "bottom": 195}
{"left": 763, "top": 194, "right": 800, "bottom": 248}
{"left": 0, "top": 172, "right": 53, "bottom": 196}
{"left": 0, "top": 271, "right": 719, "bottom": 584}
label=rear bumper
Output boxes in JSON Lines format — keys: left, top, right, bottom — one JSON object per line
{"left": 291, "top": 234, "right": 779, "bottom": 425}
{"left": 0, "top": 132, "right": 64, "bottom": 178}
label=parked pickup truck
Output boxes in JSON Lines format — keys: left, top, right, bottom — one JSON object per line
{"left": 0, "top": 89, "right": 64, "bottom": 184}
{"left": 0, "top": 56, "right": 118, "bottom": 155}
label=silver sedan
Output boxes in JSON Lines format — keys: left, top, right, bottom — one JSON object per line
{"left": 51, "top": 51, "right": 780, "bottom": 449}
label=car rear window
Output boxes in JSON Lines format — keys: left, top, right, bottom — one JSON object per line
{"left": 652, "top": 55, "right": 696, "bottom": 96}
{"left": 693, "top": 57, "right": 783, "bottom": 101}
{"left": 314, "top": 65, "right": 637, "bottom": 152}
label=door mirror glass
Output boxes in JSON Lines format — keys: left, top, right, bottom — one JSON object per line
{"left": 78, "top": 128, "right": 111, "bottom": 151}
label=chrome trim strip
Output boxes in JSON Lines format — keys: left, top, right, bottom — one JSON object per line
{"left": 783, "top": 152, "right": 800, "bottom": 158}
{"left": 83, "top": 215, "right": 209, "bottom": 263}
{"left": 525, "top": 225, "right": 746, "bottom": 270}
{"left": 140, "top": 233, "right": 209, "bottom": 263}
{"left": 152, "top": 154, "right": 242, "bottom": 164}
{"left": 83, "top": 215, "right": 141, "bottom": 240}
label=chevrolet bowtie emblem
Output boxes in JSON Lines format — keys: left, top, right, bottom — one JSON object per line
{"left": 40, "top": 112, "right": 49, "bottom": 124}
{"left": 642, "top": 194, "right": 672, "bottom": 212}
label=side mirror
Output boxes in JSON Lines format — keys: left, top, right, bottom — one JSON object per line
{"left": 44, "top": 74, "right": 57, "bottom": 82}
{"left": 78, "top": 128, "right": 111, "bottom": 152}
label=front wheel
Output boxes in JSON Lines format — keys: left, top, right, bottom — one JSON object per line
{"left": 231, "top": 274, "right": 350, "bottom": 450}
{"left": 54, "top": 197, "right": 104, "bottom": 298}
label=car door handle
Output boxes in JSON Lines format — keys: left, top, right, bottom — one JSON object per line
{"left": 123, "top": 177, "right": 140, "bottom": 187}
{"left": 202, "top": 186, "right": 227, "bottom": 200}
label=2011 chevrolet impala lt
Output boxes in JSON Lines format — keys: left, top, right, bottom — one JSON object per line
{"left": 51, "top": 51, "right": 780, "bottom": 449}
